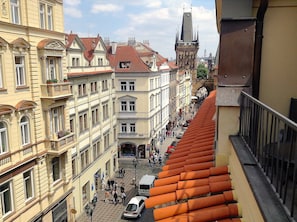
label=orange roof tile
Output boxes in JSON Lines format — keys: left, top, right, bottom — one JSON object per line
{"left": 145, "top": 90, "right": 241, "bottom": 221}
{"left": 108, "top": 45, "right": 151, "bottom": 73}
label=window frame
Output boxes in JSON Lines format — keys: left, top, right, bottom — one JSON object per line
{"left": 52, "top": 157, "right": 61, "bottom": 182}
{"left": 0, "top": 122, "right": 8, "bottom": 154}
{"left": 0, "top": 181, "right": 13, "bottom": 215}
{"left": 23, "top": 169, "right": 34, "bottom": 200}
{"left": 20, "top": 116, "right": 30, "bottom": 146}
{"left": 15, "top": 56, "right": 26, "bottom": 87}
{"left": 10, "top": 0, "right": 20, "bottom": 24}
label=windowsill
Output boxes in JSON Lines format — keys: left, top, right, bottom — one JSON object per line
{"left": 16, "top": 86, "right": 30, "bottom": 90}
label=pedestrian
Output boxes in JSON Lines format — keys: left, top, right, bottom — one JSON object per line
{"left": 158, "top": 155, "right": 162, "bottom": 166}
{"left": 113, "top": 190, "right": 118, "bottom": 205}
{"left": 107, "top": 179, "right": 111, "bottom": 190}
{"left": 120, "top": 183, "right": 125, "bottom": 193}
{"left": 121, "top": 192, "right": 126, "bottom": 205}
{"left": 104, "top": 191, "right": 110, "bottom": 203}
{"left": 122, "top": 168, "right": 125, "bottom": 177}
{"left": 148, "top": 158, "right": 152, "bottom": 167}
{"left": 119, "top": 168, "right": 122, "bottom": 177}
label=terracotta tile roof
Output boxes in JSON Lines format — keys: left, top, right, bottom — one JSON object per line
{"left": 145, "top": 90, "right": 242, "bottom": 222}
{"left": 65, "top": 33, "right": 77, "bottom": 48}
{"left": 108, "top": 45, "right": 151, "bottom": 73}
{"left": 80, "top": 36, "right": 101, "bottom": 62}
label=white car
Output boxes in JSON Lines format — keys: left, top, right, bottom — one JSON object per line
{"left": 123, "top": 196, "right": 147, "bottom": 219}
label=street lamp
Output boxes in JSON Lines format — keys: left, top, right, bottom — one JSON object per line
{"left": 84, "top": 195, "right": 98, "bottom": 222}
{"left": 132, "top": 158, "right": 138, "bottom": 188}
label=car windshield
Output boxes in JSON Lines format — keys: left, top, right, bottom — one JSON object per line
{"left": 126, "top": 203, "right": 138, "bottom": 212}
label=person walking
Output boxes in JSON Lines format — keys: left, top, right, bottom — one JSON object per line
{"left": 121, "top": 192, "right": 126, "bottom": 205}
{"left": 113, "top": 190, "right": 118, "bottom": 205}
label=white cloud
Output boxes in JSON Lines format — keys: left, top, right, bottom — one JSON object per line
{"left": 91, "top": 4, "right": 123, "bottom": 13}
{"left": 113, "top": 5, "right": 218, "bottom": 58}
{"left": 64, "top": 7, "right": 82, "bottom": 18}
{"left": 64, "top": 0, "right": 81, "bottom": 6}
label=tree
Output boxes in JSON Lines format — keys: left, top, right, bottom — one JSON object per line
{"left": 197, "top": 63, "right": 208, "bottom": 79}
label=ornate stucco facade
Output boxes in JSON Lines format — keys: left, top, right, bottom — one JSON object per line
{"left": 66, "top": 33, "right": 118, "bottom": 219}
{"left": 0, "top": 1, "right": 74, "bottom": 221}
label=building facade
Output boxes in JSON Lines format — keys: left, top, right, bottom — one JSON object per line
{"left": 0, "top": 1, "right": 74, "bottom": 221}
{"left": 66, "top": 33, "right": 118, "bottom": 219}
{"left": 107, "top": 41, "right": 170, "bottom": 158}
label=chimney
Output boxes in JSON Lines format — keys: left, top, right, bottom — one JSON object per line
{"left": 111, "top": 42, "right": 117, "bottom": 54}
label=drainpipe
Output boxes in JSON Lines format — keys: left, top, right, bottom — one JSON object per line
{"left": 252, "top": 0, "right": 268, "bottom": 99}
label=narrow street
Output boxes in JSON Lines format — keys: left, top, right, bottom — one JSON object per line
{"left": 77, "top": 113, "right": 195, "bottom": 222}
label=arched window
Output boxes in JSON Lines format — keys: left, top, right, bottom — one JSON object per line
{"left": 0, "top": 122, "right": 8, "bottom": 153}
{"left": 20, "top": 116, "right": 30, "bottom": 146}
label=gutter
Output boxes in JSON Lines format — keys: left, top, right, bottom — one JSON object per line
{"left": 252, "top": 0, "right": 269, "bottom": 99}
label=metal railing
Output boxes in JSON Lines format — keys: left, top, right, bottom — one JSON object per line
{"left": 239, "top": 91, "right": 297, "bottom": 219}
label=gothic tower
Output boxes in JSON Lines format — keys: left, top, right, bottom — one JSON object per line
{"left": 175, "top": 11, "right": 199, "bottom": 94}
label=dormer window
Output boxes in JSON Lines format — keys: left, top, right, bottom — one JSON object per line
{"left": 119, "top": 61, "right": 130, "bottom": 69}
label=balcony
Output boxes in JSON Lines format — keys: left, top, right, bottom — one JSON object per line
{"left": 40, "top": 82, "right": 72, "bottom": 100}
{"left": 234, "top": 91, "right": 297, "bottom": 221}
{"left": 46, "top": 132, "right": 75, "bottom": 156}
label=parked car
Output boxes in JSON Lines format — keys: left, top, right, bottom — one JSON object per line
{"left": 176, "top": 132, "right": 184, "bottom": 139}
{"left": 123, "top": 196, "right": 147, "bottom": 219}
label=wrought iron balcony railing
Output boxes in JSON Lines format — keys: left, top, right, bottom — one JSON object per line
{"left": 239, "top": 91, "right": 297, "bottom": 219}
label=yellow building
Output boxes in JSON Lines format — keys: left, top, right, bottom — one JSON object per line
{"left": 0, "top": 0, "right": 74, "bottom": 222}
{"left": 65, "top": 33, "right": 118, "bottom": 219}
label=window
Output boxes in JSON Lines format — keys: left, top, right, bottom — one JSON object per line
{"left": 91, "top": 107, "right": 99, "bottom": 125}
{"left": 80, "top": 149, "right": 89, "bottom": 170}
{"left": 98, "top": 58, "right": 103, "bottom": 66}
{"left": 129, "top": 82, "right": 135, "bottom": 91}
{"left": 69, "top": 117, "right": 74, "bottom": 133}
{"left": 15, "top": 56, "right": 26, "bottom": 86}
{"left": 103, "top": 133, "right": 109, "bottom": 151}
{"left": 121, "top": 101, "right": 135, "bottom": 112}
{"left": 78, "top": 84, "right": 87, "bottom": 96}
{"left": 92, "top": 140, "right": 101, "bottom": 159}
{"left": 130, "top": 123, "right": 136, "bottom": 133}
{"left": 39, "top": 3, "right": 45, "bottom": 29}
{"left": 51, "top": 107, "right": 64, "bottom": 134}
{"left": 102, "top": 80, "right": 108, "bottom": 91}
{"left": 120, "top": 82, "right": 127, "bottom": 91}
{"left": 23, "top": 170, "right": 34, "bottom": 200}
{"left": 112, "top": 100, "right": 115, "bottom": 115}
{"left": 72, "top": 158, "right": 77, "bottom": 177}
{"left": 102, "top": 103, "right": 109, "bottom": 120}
{"left": 113, "top": 127, "right": 116, "bottom": 142}
{"left": 129, "top": 101, "right": 135, "bottom": 111}
{"left": 72, "top": 57, "right": 79, "bottom": 67}
{"left": 0, "top": 122, "right": 8, "bottom": 154}
{"left": 119, "top": 61, "right": 131, "bottom": 68}
{"left": 121, "top": 123, "right": 135, "bottom": 133}
{"left": 0, "top": 56, "right": 3, "bottom": 88}
{"left": 121, "top": 123, "right": 127, "bottom": 133}
{"left": 90, "top": 82, "right": 97, "bottom": 93}
{"left": 52, "top": 157, "right": 61, "bottom": 182}
{"left": 20, "top": 116, "right": 30, "bottom": 146}
{"left": 47, "top": 5, "right": 53, "bottom": 30}
{"left": 10, "top": 0, "right": 20, "bottom": 24}
{"left": 120, "top": 81, "right": 135, "bottom": 91}
{"left": 0, "top": 181, "right": 13, "bottom": 215}
{"left": 150, "top": 79, "right": 154, "bottom": 90}
{"left": 47, "top": 57, "right": 56, "bottom": 80}
{"left": 121, "top": 101, "right": 127, "bottom": 111}
{"left": 79, "top": 112, "right": 88, "bottom": 133}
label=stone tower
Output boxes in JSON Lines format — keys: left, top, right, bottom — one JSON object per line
{"left": 175, "top": 11, "right": 199, "bottom": 95}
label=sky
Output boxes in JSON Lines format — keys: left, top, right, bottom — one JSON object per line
{"left": 63, "top": 0, "right": 219, "bottom": 60}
